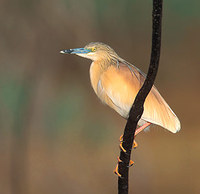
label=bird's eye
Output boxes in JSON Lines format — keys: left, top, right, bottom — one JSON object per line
{"left": 91, "top": 47, "right": 96, "bottom": 52}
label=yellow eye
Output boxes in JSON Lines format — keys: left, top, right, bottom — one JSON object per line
{"left": 91, "top": 47, "right": 96, "bottom": 52}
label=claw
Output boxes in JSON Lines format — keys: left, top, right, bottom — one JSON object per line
{"left": 133, "top": 140, "right": 138, "bottom": 149}
{"left": 114, "top": 164, "right": 122, "bottom": 177}
{"left": 119, "top": 142, "right": 127, "bottom": 153}
{"left": 114, "top": 157, "right": 134, "bottom": 177}
{"left": 120, "top": 140, "right": 138, "bottom": 152}
{"left": 119, "top": 135, "right": 123, "bottom": 142}
{"left": 117, "top": 156, "right": 122, "bottom": 163}
{"left": 117, "top": 156, "right": 134, "bottom": 167}
{"left": 128, "top": 160, "right": 134, "bottom": 167}
{"left": 119, "top": 135, "right": 138, "bottom": 150}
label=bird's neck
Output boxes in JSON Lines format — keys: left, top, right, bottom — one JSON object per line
{"left": 89, "top": 57, "right": 120, "bottom": 95}
{"left": 93, "top": 55, "right": 120, "bottom": 69}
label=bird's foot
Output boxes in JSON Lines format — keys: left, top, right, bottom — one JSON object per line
{"left": 119, "top": 135, "right": 138, "bottom": 151}
{"left": 114, "top": 157, "right": 134, "bottom": 177}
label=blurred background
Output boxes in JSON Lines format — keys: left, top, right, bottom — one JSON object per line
{"left": 0, "top": 0, "right": 200, "bottom": 193}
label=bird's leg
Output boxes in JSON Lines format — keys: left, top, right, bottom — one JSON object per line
{"left": 135, "top": 122, "right": 151, "bottom": 136}
{"left": 132, "top": 122, "right": 151, "bottom": 149}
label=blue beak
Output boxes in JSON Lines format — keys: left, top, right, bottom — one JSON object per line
{"left": 60, "top": 48, "right": 91, "bottom": 54}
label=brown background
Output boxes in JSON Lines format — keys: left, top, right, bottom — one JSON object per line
{"left": 0, "top": 0, "right": 200, "bottom": 193}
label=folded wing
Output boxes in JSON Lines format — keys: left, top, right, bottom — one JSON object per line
{"left": 100, "top": 62, "right": 181, "bottom": 133}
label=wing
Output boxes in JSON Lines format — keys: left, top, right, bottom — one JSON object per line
{"left": 100, "top": 61, "right": 181, "bottom": 133}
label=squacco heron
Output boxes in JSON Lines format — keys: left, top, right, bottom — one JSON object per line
{"left": 60, "top": 42, "right": 181, "bottom": 169}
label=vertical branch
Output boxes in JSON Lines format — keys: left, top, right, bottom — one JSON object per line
{"left": 118, "top": 0, "right": 163, "bottom": 193}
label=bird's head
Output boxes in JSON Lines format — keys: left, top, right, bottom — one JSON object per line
{"left": 60, "top": 42, "right": 119, "bottom": 62}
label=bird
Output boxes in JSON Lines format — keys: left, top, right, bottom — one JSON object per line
{"left": 60, "top": 42, "right": 181, "bottom": 175}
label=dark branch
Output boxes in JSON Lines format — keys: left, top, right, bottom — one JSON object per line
{"left": 118, "top": 0, "right": 163, "bottom": 193}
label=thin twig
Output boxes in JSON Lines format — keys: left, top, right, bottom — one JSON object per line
{"left": 118, "top": 0, "right": 163, "bottom": 193}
